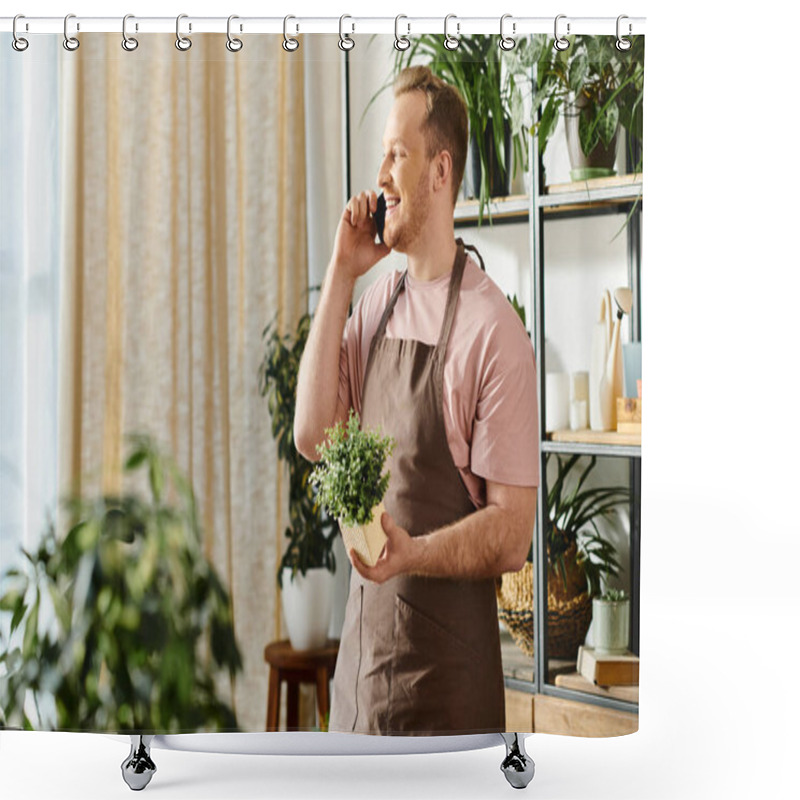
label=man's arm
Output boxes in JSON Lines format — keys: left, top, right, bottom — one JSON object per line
{"left": 349, "top": 481, "right": 537, "bottom": 582}
{"left": 294, "top": 191, "right": 389, "bottom": 462}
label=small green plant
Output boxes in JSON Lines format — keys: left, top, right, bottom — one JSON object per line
{"left": 599, "top": 588, "right": 629, "bottom": 603}
{"left": 310, "top": 410, "right": 396, "bottom": 529}
{"left": 0, "top": 435, "right": 242, "bottom": 733}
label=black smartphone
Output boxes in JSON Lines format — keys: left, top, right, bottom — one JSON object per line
{"left": 373, "top": 192, "right": 386, "bottom": 244}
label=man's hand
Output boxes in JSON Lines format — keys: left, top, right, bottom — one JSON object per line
{"left": 348, "top": 511, "right": 415, "bottom": 584}
{"left": 332, "top": 191, "right": 390, "bottom": 281}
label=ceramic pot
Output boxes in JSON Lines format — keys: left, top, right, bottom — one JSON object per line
{"left": 470, "top": 117, "right": 512, "bottom": 199}
{"left": 592, "top": 597, "right": 630, "bottom": 655}
{"left": 281, "top": 566, "right": 335, "bottom": 651}
{"left": 564, "top": 92, "right": 618, "bottom": 182}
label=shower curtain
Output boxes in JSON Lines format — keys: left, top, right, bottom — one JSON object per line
{"left": 0, "top": 25, "right": 644, "bottom": 739}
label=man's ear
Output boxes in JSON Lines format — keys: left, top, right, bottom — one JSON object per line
{"left": 433, "top": 150, "right": 453, "bottom": 195}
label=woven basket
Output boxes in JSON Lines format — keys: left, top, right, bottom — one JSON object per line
{"left": 496, "top": 562, "right": 534, "bottom": 658}
{"left": 546, "top": 588, "right": 592, "bottom": 660}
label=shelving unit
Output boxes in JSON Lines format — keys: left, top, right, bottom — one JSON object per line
{"left": 456, "top": 92, "right": 643, "bottom": 727}
{"left": 530, "top": 104, "right": 643, "bottom": 722}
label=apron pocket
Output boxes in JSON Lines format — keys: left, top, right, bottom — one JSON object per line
{"left": 388, "top": 593, "right": 483, "bottom": 734}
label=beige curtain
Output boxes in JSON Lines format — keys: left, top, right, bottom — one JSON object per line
{"left": 58, "top": 34, "right": 307, "bottom": 731}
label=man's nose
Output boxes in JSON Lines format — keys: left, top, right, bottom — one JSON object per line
{"left": 376, "top": 155, "right": 390, "bottom": 188}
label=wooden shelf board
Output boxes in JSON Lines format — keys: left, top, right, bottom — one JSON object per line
{"left": 541, "top": 174, "right": 643, "bottom": 210}
{"left": 545, "top": 173, "right": 643, "bottom": 195}
{"left": 454, "top": 194, "right": 529, "bottom": 223}
{"left": 548, "top": 429, "right": 641, "bottom": 447}
{"left": 554, "top": 671, "right": 639, "bottom": 704}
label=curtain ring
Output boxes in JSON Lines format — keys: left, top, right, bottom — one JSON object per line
{"left": 175, "top": 13, "right": 192, "bottom": 51}
{"left": 63, "top": 13, "right": 80, "bottom": 51}
{"left": 616, "top": 15, "right": 632, "bottom": 51}
{"left": 283, "top": 15, "right": 299, "bottom": 52}
{"left": 338, "top": 15, "right": 354, "bottom": 51}
{"left": 226, "top": 15, "right": 243, "bottom": 52}
{"left": 499, "top": 14, "right": 516, "bottom": 51}
{"left": 394, "top": 15, "right": 410, "bottom": 51}
{"left": 553, "top": 14, "right": 570, "bottom": 51}
{"left": 443, "top": 14, "right": 460, "bottom": 51}
{"left": 12, "top": 14, "right": 29, "bottom": 52}
{"left": 121, "top": 14, "right": 138, "bottom": 51}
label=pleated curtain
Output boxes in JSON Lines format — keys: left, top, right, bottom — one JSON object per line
{"left": 57, "top": 33, "right": 308, "bottom": 730}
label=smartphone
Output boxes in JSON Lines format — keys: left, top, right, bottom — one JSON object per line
{"left": 373, "top": 192, "right": 386, "bottom": 244}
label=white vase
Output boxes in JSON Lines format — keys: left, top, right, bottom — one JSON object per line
{"left": 281, "top": 566, "right": 335, "bottom": 651}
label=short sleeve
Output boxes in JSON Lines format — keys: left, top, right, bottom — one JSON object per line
{"left": 469, "top": 328, "right": 539, "bottom": 488}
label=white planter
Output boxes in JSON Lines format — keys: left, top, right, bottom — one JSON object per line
{"left": 281, "top": 566, "right": 335, "bottom": 651}
{"left": 592, "top": 598, "right": 630, "bottom": 655}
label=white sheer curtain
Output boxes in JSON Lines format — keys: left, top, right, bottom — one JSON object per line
{"left": 0, "top": 35, "right": 62, "bottom": 574}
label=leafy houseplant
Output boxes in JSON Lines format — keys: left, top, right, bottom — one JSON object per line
{"left": 258, "top": 303, "right": 338, "bottom": 590}
{"left": 372, "top": 34, "right": 529, "bottom": 222}
{"left": 0, "top": 435, "right": 242, "bottom": 733}
{"left": 310, "top": 410, "right": 396, "bottom": 567}
{"left": 509, "top": 34, "right": 644, "bottom": 180}
{"left": 545, "top": 453, "right": 629, "bottom": 659}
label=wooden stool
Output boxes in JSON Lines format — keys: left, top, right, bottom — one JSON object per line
{"left": 263, "top": 639, "right": 339, "bottom": 731}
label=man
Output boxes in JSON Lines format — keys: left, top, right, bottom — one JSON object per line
{"left": 294, "top": 66, "right": 538, "bottom": 735}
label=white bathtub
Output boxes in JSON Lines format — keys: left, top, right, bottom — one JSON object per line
{"left": 120, "top": 731, "right": 535, "bottom": 791}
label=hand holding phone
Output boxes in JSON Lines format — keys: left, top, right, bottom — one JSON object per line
{"left": 373, "top": 192, "right": 386, "bottom": 245}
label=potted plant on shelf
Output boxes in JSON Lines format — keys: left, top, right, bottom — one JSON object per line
{"left": 592, "top": 587, "right": 630, "bottom": 655}
{"left": 258, "top": 302, "right": 339, "bottom": 651}
{"left": 509, "top": 34, "right": 644, "bottom": 181}
{"left": 546, "top": 453, "right": 629, "bottom": 660}
{"left": 0, "top": 435, "right": 242, "bottom": 732}
{"left": 310, "top": 410, "right": 396, "bottom": 569}
{"left": 370, "top": 34, "right": 529, "bottom": 222}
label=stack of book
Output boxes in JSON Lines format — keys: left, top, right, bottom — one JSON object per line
{"left": 554, "top": 646, "right": 640, "bottom": 703}
{"left": 577, "top": 646, "right": 639, "bottom": 686}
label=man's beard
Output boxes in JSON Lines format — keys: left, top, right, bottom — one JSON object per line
{"left": 383, "top": 171, "right": 430, "bottom": 253}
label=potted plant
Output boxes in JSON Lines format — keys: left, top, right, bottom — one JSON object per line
{"left": 258, "top": 302, "right": 339, "bottom": 651}
{"left": 545, "top": 453, "right": 629, "bottom": 659}
{"left": 0, "top": 434, "right": 242, "bottom": 732}
{"left": 509, "top": 34, "right": 644, "bottom": 181}
{"left": 369, "top": 34, "right": 529, "bottom": 222}
{"left": 310, "top": 410, "right": 396, "bottom": 568}
{"left": 592, "top": 587, "right": 630, "bottom": 655}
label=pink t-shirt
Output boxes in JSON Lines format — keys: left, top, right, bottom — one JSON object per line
{"left": 338, "top": 255, "right": 539, "bottom": 509}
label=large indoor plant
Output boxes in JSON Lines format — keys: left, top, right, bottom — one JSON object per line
{"left": 258, "top": 301, "right": 339, "bottom": 650}
{"left": 510, "top": 34, "right": 644, "bottom": 181}
{"left": 371, "top": 34, "right": 529, "bottom": 222}
{"left": 545, "top": 453, "right": 629, "bottom": 659}
{"left": 0, "top": 435, "right": 242, "bottom": 732}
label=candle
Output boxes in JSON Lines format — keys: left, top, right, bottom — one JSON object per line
{"left": 546, "top": 373, "right": 570, "bottom": 432}
{"left": 570, "top": 400, "right": 588, "bottom": 431}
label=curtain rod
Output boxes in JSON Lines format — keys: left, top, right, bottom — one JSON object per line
{"left": 0, "top": 16, "right": 646, "bottom": 37}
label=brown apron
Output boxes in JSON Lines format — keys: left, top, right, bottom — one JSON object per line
{"left": 329, "top": 240, "right": 505, "bottom": 736}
